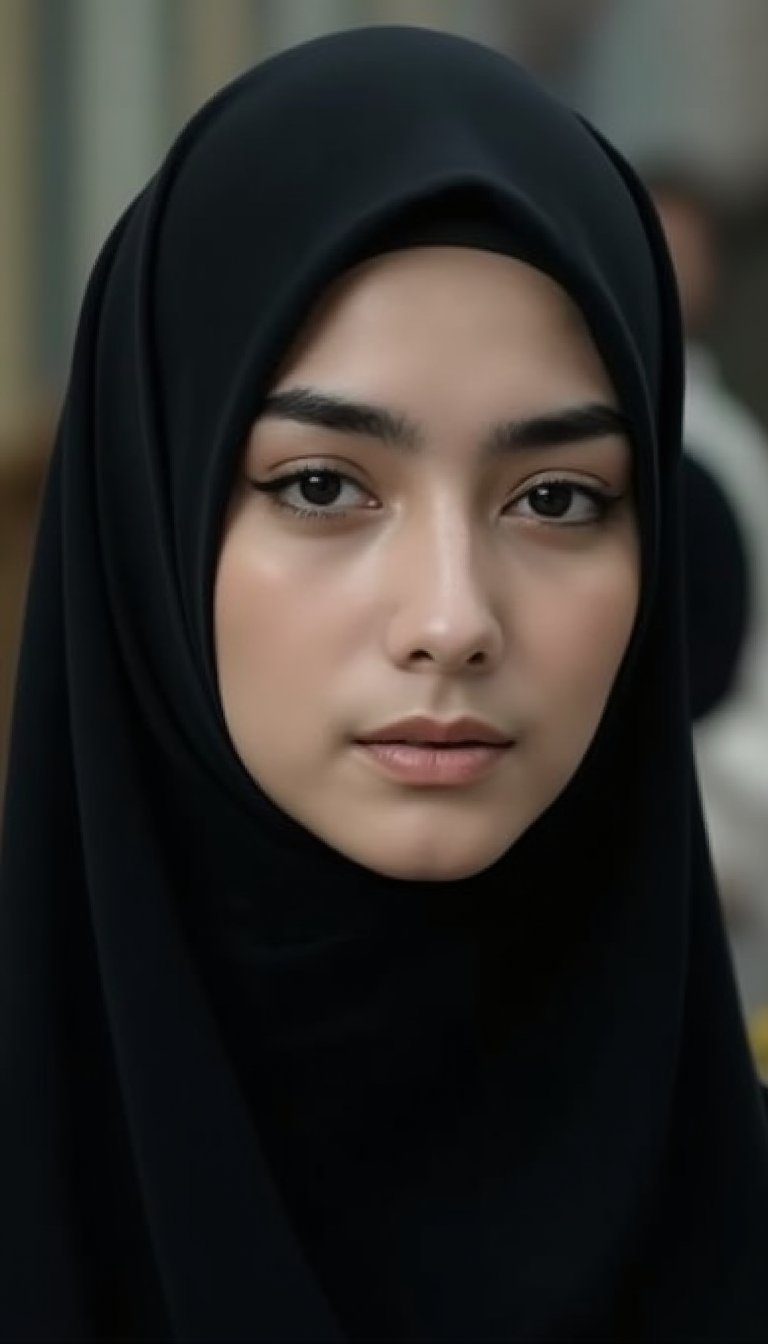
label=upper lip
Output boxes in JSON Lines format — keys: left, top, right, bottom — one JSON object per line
{"left": 356, "top": 716, "right": 512, "bottom": 746}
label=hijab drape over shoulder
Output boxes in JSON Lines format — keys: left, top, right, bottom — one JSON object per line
{"left": 2, "top": 26, "right": 767, "bottom": 1343}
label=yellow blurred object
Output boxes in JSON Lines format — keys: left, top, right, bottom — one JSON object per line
{"left": 747, "top": 1005, "right": 768, "bottom": 1079}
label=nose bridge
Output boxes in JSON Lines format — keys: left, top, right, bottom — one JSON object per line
{"left": 423, "top": 494, "right": 482, "bottom": 608}
{"left": 386, "top": 490, "right": 503, "bottom": 668}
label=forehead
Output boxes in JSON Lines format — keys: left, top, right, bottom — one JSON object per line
{"left": 272, "top": 246, "right": 616, "bottom": 411}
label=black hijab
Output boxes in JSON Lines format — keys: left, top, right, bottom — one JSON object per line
{"left": 2, "top": 26, "right": 767, "bottom": 1343}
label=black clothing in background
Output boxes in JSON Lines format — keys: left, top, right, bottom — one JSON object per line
{"left": 682, "top": 452, "right": 751, "bottom": 721}
{"left": 1, "top": 26, "right": 767, "bottom": 1343}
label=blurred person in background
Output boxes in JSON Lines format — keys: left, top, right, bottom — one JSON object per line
{"left": 648, "top": 166, "right": 768, "bottom": 1030}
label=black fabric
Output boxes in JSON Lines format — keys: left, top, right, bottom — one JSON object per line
{"left": 2, "top": 25, "right": 767, "bottom": 1343}
{"left": 681, "top": 452, "right": 751, "bottom": 721}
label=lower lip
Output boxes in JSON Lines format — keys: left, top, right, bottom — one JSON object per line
{"left": 355, "top": 741, "right": 511, "bottom": 786}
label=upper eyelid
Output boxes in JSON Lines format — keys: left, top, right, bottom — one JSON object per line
{"left": 509, "top": 469, "right": 615, "bottom": 494}
{"left": 251, "top": 459, "right": 616, "bottom": 485}
{"left": 250, "top": 465, "right": 373, "bottom": 495}
{"left": 250, "top": 460, "right": 372, "bottom": 486}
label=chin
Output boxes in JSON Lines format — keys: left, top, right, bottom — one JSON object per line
{"left": 340, "top": 830, "right": 520, "bottom": 884}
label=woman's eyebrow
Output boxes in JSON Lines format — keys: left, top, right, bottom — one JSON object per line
{"left": 261, "top": 387, "right": 420, "bottom": 447}
{"left": 486, "top": 402, "right": 630, "bottom": 454}
{"left": 260, "top": 386, "right": 629, "bottom": 454}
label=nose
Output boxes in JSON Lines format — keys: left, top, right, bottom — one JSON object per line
{"left": 383, "top": 507, "right": 504, "bottom": 674}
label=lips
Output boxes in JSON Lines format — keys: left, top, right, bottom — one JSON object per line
{"left": 354, "top": 716, "right": 513, "bottom": 787}
{"left": 356, "top": 715, "right": 512, "bottom": 747}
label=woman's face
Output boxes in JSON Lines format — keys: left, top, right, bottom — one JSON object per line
{"left": 215, "top": 247, "right": 639, "bottom": 880}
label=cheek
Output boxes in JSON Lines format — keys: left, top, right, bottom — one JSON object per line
{"left": 520, "top": 545, "right": 639, "bottom": 713}
{"left": 213, "top": 529, "right": 366, "bottom": 769}
{"left": 214, "top": 545, "right": 314, "bottom": 714}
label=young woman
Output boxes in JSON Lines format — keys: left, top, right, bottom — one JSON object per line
{"left": 2, "top": 25, "right": 766, "bottom": 1343}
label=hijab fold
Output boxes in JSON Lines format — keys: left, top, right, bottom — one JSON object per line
{"left": 2, "top": 26, "right": 767, "bottom": 1342}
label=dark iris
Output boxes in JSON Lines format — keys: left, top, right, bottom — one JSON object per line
{"left": 300, "top": 471, "right": 342, "bottom": 506}
{"left": 529, "top": 483, "right": 574, "bottom": 517}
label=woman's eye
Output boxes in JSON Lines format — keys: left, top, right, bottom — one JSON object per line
{"left": 509, "top": 480, "right": 615, "bottom": 525}
{"left": 250, "top": 468, "right": 375, "bottom": 518}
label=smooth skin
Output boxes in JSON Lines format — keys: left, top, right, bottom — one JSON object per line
{"left": 214, "top": 247, "right": 639, "bottom": 881}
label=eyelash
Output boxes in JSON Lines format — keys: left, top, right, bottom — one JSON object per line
{"left": 248, "top": 467, "right": 622, "bottom": 526}
{"left": 250, "top": 469, "right": 376, "bottom": 520}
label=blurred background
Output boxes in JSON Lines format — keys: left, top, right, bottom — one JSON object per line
{"left": 2, "top": 0, "right": 768, "bottom": 1052}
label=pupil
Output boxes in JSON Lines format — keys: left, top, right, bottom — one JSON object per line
{"left": 532, "top": 483, "right": 572, "bottom": 517}
{"left": 301, "top": 472, "right": 341, "bottom": 506}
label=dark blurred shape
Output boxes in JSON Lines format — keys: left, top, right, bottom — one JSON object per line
{"left": 644, "top": 158, "right": 768, "bottom": 1013}
{"left": 682, "top": 452, "right": 750, "bottom": 721}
